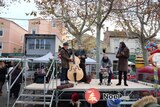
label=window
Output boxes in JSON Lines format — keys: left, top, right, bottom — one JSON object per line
{"left": 0, "top": 42, "right": 3, "bottom": 50}
{"left": 45, "top": 39, "right": 51, "bottom": 50}
{"left": 0, "top": 29, "right": 3, "bottom": 36}
{"left": 114, "top": 39, "right": 119, "bottom": 46}
{"left": 52, "top": 21, "right": 56, "bottom": 27}
{"left": 28, "top": 39, "right": 35, "bottom": 49}
{"left": 28, "top": 39, "right": 51, "bottom": 50}
{"left": 135, "top": 39, "right": 139, "bottom": 43}
{"left": 31, "top": 28, "right": 36, "bottom": 34}
{"left": 36, "top": 39, "right": 40, "bottom": 49}
{"left": 40, "top": 39, "right": 45, "bottom": 49}
{"left": 35, "top": 39, "right": 47, "bottom": 49}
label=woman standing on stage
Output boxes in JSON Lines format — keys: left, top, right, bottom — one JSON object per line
{"left": 116, "top": 42, "right": 130, "bottom": 86}
{"left": 75, "top": 45, "right": 88, "bottom": 83}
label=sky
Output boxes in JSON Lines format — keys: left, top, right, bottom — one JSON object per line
{"left": 0, "top": 1, "right": 115, "bottom": 40}
{"left": 1, "top": 1, "right": 159, "bottom": 40}
{"left": 0, "top": 0, "right": 38, "bottom": 30}
{"left": 0, "top": 1, "right": 111, "bottom": 40}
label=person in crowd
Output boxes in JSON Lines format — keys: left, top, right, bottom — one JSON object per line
{"left": 75, "top": 45, "right": 88, "bottom": 83}
{"left": 68, "top": 92, "right": 82, "bottom": 107}
{"left": 40, "top": 65, "right": 46, "bottom": 74}
{"left": 116, "top": 42, "right": 130, "bottom": 86}
{"left": 10, "top": 64, "right": 23, "bottom": 98}
{"left": 7, "top": 61, "right": 13, "bottom": 74}
{"left": 0, "top": 61, "right": 7, "bottom": 96}
{"left": 131, "top": 95, "right": 160, "bottom": 107}
{"left": 99, "top": 53, "right": 112, "bottom": 86}
{"left": 33, "top": 71, "right": 38, "bottom": 83}
{"left": 59, "top": 42, "right": 73, "bottom": 85}
{"left": 107, "top": 98, "right": 121, "bottom": 107}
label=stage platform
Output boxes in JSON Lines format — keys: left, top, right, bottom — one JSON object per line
{"left": 23, "top": 79, "right": 156, "bottom": 106}
{"left": 25, "top": 79, "right": 154, "bottom": 91}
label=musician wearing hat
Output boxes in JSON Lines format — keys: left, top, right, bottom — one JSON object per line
{"left": 59, "top": 42, "right": 73, "bottom": 85}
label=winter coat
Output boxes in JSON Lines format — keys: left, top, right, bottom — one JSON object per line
{"left": 101, "top": 57, "right": 112, "bottom": 73}
{"left": 11, "top": 68, "right": 22, "bottom": 84}
{"left": 0, "top": 67, "right": 7, "bottom": 83}
{"left": 60, "top": 47, "right": 71, "bottom": 68}
{"left": 116, "top": 47, "right": 129, "bottom": 71}
{"left": 131, "top": 96, "right": 160, "bottom": 107}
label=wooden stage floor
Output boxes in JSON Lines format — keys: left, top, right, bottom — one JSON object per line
{"left": 24, "top": 79, "right": 155, "bottom": 91}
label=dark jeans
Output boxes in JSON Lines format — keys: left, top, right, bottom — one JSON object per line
{"left": 60, "top": 68, "right": 69, "bottom": 82}
{"left": 99, "top": 72, "right": 112, "bottom": 84}
{"left": 10, "top": 83, "right": 21, "bottom": 98}
{"left": 79, "top": 64, "right": 87, "bottom": 82}
{"left": 118, "top": 71, "right": 127, "bottom": 84}
{"left": 0, "top": 81, "right": 5, "bottom": 93}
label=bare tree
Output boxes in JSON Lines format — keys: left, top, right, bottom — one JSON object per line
{"left": 35, "top": 0, "right": 97, "bottom": 45}
{"left": 35, "top": 0, "right": 116, "bottom": 76}
{"left": 94, "top": 0, "right": 115, "bottom": 76}
{"left": 114, "top": 0, "right": 160, "bottom": 65}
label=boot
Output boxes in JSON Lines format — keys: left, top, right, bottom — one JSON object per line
{"left": 124, "top": 83, "right": 128, "bottom": 86}
{"left": 116, "top": 83, "right": 121, "bottom": 86}
{"left": 116, "top": 71, "right": 122, "bottom": 86}
{"left": 124, "top": 71, "right": 128, "bottom": 86}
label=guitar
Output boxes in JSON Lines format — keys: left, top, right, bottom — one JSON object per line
{"left": 67, "top": 41, "right": 84, "bottom": 82}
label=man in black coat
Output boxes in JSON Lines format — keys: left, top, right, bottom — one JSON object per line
{"left": 75, "top": 45, "right": 87, "bottom": 83}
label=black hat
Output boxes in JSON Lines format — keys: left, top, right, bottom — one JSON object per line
{"left": 63, "top": 42, "right": 69, "bottom": 46}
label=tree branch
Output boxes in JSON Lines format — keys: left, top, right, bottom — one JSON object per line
{"left": 100, "top": 0, "right": 114, "bottom": 25}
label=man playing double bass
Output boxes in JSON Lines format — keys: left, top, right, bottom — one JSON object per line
{"left": 59, "top": 42, "right": 73, "bottom": 85}
{"left": 75, "top": 45, "right": 88, "bottom": 83}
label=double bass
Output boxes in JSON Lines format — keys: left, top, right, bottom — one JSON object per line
{"left": 67, "top": 41, "right": 84, "bottom": 82}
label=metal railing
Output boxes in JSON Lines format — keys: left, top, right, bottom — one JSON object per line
{"left": 43, "top": 58, "right": 56, "bottom": 107}
{"left": 6, "top": 57, "right": 27, "bottom": 107}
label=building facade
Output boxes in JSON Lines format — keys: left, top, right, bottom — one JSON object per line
{"left": 0, "top": 17, "right": 27, "bottom": 56}
{"left": 103, "top": 30, "right": 141, "bottom": 54}
{"left": 25, "top": 34, "right": 60, "bottom": 57}
{"left": 103, "top": 29, "right": 140, "bottom": 71}
{"left": 28, "top": 17, "right": 68, "bottom": 42}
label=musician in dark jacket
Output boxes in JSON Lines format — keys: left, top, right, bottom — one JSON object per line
{"left": 0, "top": 61, "right": 7, "bottom": 96}
{"left": 59, "top": 42, "right": 73, "bottom": 85}
{"left": 75, "top": 45, "right": 87, "bottom": 83}
{"left": 99, "top": 53, "right": 112, "bottom": 85}
{"left": 116, "top": 42, "right": 129, "bottom": 86}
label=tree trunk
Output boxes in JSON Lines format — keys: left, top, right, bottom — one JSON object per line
{"left": 96, "top": 25, "right": 101, "bottom": 78}
{"left": 95, "top": 0, "right": 102, "bottom": 78}
{"left": 141, "top": 43, "right": 149, "bottom": 66}
{"left": 140, "top": 22, "right": 149, "bottom": 65}
{"left": 76, "top": 35, "right": 82, "bottom": 46}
